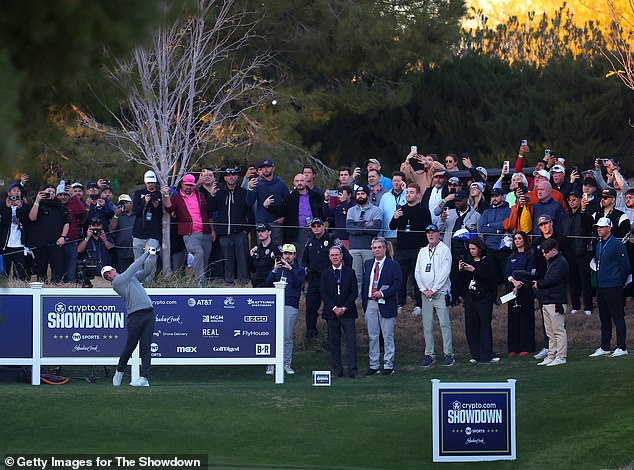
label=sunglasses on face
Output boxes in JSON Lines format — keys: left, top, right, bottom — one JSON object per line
{"left": 601, "top": 195, "right": 614, "bottom": 200}
{"left": 538, "top": 221, "right": 551, "bottom": 226}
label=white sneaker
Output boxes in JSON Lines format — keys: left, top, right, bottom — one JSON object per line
{"left": 534, "top": 348, "right": 549, "bottom": 360}
{"left": 589, "top": 347, "right": 611, "bottom": 357}
{"left": 284, "top": 365, "right": 295, "bottom": 375}
{"left": 570, "top": 309, "right": 577, "bottom": 314}
{"left": 610, "top": 348, "right": 629, "bottom": 358}
{"left": 537, "top": 357, "right": 554, "bottom": 366}
{"left": 265, "top": 365, "right": 275, "bottom": 375}
{"left": 112, "top": 370, "right": 124, "bottom": 387}
{"left": 546, "top": 358, "right": 567, "bottom": 366}
{"left": 584, "top": 310, "right": 592, "bottom": 316}
{"left": 412, "top": 307, "right": 422, "bottom": 317}
{"left": 129, "top": 377, "right": 149, "bottom": 387}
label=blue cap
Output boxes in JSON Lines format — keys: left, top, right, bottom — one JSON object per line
{"left": 310, "top": 217, "right": 323, "bottom": 226}
{"left": 257, "top": 158, "right": 275, "bottom": 168}
{"left": 256, "top": 222, "right": 272, "bottom": 231}
{"left": 425, "top": 224, "right": 439, "bottom": 232}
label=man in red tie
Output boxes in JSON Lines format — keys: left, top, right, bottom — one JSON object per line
{"left": 362, "top": 237, "right": 403, "bottom": 376}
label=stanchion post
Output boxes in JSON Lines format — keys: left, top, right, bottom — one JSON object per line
{"left": 273, "top": 281, "right": 287, "bottom": 384}
{"left": 29, "top": 282, "right": 44, "bottom": 385}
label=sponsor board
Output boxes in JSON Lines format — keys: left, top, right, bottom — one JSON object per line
{"left": 36, "top": 293, "right": 277, "bottom": 359}
{"left": 42, "top": 298, "right": 127, "bottom": 357}
{"left": 432, "top": 380, "right": 516, "bottom": 462}
{"left": 0, "top": 294, "right": 33, "bottom": 358}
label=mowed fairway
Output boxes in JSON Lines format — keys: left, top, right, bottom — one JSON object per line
{"left": 2, "top": 350, "right": 634, "bottom": 470}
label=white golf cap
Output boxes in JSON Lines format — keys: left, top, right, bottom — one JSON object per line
{"left": 118, "top": 194, "right": 132, "bottom": 203}
{"left": 593, "top": 217, "right": 612, "bottom": 228}
{"left": 144, "top": 170, "right": 157, "bottom": 183}
{"left": 101, "top": 265, "right": 115, "bottom": 278}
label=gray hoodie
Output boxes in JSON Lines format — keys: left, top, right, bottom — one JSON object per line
{"left": 111, "top": 252, "right": 156, "bottom": 314}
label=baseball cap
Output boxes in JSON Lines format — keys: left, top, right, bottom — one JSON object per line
{"left": 490, "top": 187, "right": 504, "bottom": 196}
{"left": 433, "top": 167, "right": 447, "bottom": 176}
{"left": 355, "top": 185, "right": 369, "bottom": 196}
{"left": 256, "top": 222, "right": 271, "bottom": 231}
{"left": 257, "top": 158, "right": 275, "bottom": 168}
{"left": 594, "top": 217, "right": 612, "bottom": 228}
{"left": 601, "top": 188, "right": 617, "bottom": 198}
{"left": 282, "top": 244, "right": 296, "bottom": 253}
{"left": 537, "top": 214, "right": 552, "bottom": 224}
{"left": 470, "top": 182, "right": 484, "bottom": 192}
{"left": 448, "top": 176, "right": 460, "bottom": 185}
{"left": 71, "top": 182, "right": 83, "bottom": 189}
{"left": 101, "top": 265, "right": 115, "bottom": 278}
{"left": 550, "top": 165, "right": 565, "bottom": 173}
{"left": 87, "top": 181, "right": 99, "bottom": 189}
{"left": 567, "top": 189, "right": 583, "bottom": 199}
{"left": 582, "top": 177, "right": 597, "bottom": 187}
{"left": 425, "top": 224, "right": 439, "bottom": 232}
{"left": 454, "top": 190, "right": 468, "bottom": 201}
{"left": 182, "top": 174, "right": 196, "bottom": 186}
{"left": 56, "top": 182, "right": 69, "bottom": 196}
{"left": 581, "top": 169, "right": 595, "bottom": 177}
{"left": 364, "top": 158, "right": 381, "bottom": 167}
{"left": 533, "top": 169, "right": 551, "bottom": 179}
{"left": 118, "top": 194, "right": 132, "bottom": 203}
{"left": 144, "top": 170, "right": 157, "bottom": 183}
{"left": 310, "top": 217, "right": 323, "bottom": 226}
{"left": 476, "top": 166, "right": 488, "bottom": 178}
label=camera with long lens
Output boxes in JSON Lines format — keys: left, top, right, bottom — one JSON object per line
{"left": 512, "top": 269, "right": 537, "bottom": 283}
{"left": 76, "top": 258, "right": 100, "bottom": 288}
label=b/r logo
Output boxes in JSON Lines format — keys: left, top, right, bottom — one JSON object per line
{"left": 255, "top": 344, "right": 270, "bottom": 355}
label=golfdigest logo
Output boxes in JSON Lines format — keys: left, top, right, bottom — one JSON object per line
{"left": 47, "top": 302, "right": 124, "bottom": 329}
{"left": 447, "top": 400, "right": 502, "bottom": 424}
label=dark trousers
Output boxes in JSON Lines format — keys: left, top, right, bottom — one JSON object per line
{"left": 569, "top": 252, "right": 593, "bottom": 311}
{"left": 450, "top": 245, "right": 468, "bottom": 303}
{"left": 395, "top": 248, "right": 422, "bottom": 307}
{"left": 2, "top": 248, "right": 28, "bottom": 280}
{"left": 490, "top": 248, "right": 510, "bottom": 284}
{"left": 597, "top": 287, "right": 627, "bottom": 351}
{"left": 33, "top": 245, "right": 64, "bottom": 283}
{"left": 305, "top": 276, "right": 322, "bottom": 336}
{"left": 117, "top": 308, "right": 156, "bottom": 378}
{"left": 327, "top": 317, "right": 357, "bottom": 376}
{"left": 219, "top": 232, "right": 250, "bottom": 283}
{"left": 507, "top": 285, "right": 535, "bottom": 353}
{"left": 464, "top": 295, "right": 495, "bottom": 361}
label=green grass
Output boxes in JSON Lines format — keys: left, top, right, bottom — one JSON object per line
{"left": 2, "top": 350, "right": 634, "bottom": 470}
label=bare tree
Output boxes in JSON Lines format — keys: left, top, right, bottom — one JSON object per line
{"left": 590, "top": 0, "right": 634, "bottom": 91}
{"left": 80, "top": 0, "right": 271, "bottom": 271}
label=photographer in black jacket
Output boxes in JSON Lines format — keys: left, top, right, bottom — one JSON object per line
{"left": 532, "top": 238, "right": 569, "bottom": 367}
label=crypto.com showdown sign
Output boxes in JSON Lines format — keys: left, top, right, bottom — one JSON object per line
{"left": 431, "top": 379, "right": 517, "bottom": 462}
{"left": 0, "top": 283, "right": 286, "bottom": 385}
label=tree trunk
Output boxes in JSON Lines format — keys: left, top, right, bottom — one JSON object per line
{"left": 161, "top": 211, "right": 172, "bottom": 275}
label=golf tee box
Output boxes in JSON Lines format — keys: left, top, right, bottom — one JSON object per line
{"left": 312, "top": 370, "right": 331, "bottom": 386}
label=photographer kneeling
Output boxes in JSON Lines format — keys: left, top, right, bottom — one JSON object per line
{"left": 532, "top": 238, "right": 569, "bottom": 367}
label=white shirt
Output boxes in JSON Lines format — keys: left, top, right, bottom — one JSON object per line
{"left": 367, "top": 256, "right": 386, "bottom": 299}
{"left": 7, "top": 206, "right": 23, "bottom": 248}
{"left": 428, "top": 187, "right": 444, "bottom": 224}
{"left": 414, "top": 241, "right": 452, "bottom": 294}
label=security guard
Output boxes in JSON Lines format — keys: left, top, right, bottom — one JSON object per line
{"left": 250, "top": 223, "right": 283, "bottom": 287}
{"left": 301, "top": 217, "right": 352, "bottom": 338}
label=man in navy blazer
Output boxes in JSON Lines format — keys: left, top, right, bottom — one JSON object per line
{"left": 362, "top": 236, "right": 403, "bottom": 376}
{"left": 320, "top": 245, "right": 359, "bottom": 377}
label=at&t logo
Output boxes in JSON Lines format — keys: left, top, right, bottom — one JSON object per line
{"left": 187, "top": 298, "right": 196, "bottom": 307}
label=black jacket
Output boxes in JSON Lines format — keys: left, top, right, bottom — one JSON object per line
{"left": 208, "top": 187, "right": 251, "bottom": 235}
{"left": 268, "top": 189, "right": 323, "bottom": 242}
{"left": 535, "top": 252, "right": 569, "bottom": 305}
{"left": 558, "top": 209, "right": 594, "bottom": 257}
{"left": 0, "top": 204, "right": 26, "bottom": 252}
{"left": 388, "top": 202, "right": 431, "bottom": 250}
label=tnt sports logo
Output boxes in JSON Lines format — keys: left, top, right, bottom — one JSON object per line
{"left": 151, "top": 343, "right": 159, "bottom": 353}
{"left": 453, "top": 401, "right": 461, "bottom": 411}
{"left": 224, "top": 296, "right": 235, "bottom": 307}
{"left": 72, "top": 332, "right": 81, "bottom": 342}
{"left": 187, "top": 298, "right": 196, "bottom": 307}
{"left": 465, "top": 427, "right": 472, "bottom": 435}
{"left": 55, "top": 302, "right": 66, "bottom": 313}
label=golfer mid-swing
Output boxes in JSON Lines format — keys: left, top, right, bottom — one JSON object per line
{"left": 101, "top": 245, "right": 157, "bottom": 387}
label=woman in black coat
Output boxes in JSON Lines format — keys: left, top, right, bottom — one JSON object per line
{"left": 460, "top": 237, "right": 500, "bottom": 363}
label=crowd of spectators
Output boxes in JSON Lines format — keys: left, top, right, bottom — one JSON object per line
{"left": 2, "top": 142, "right": 633, "bottom": 371}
